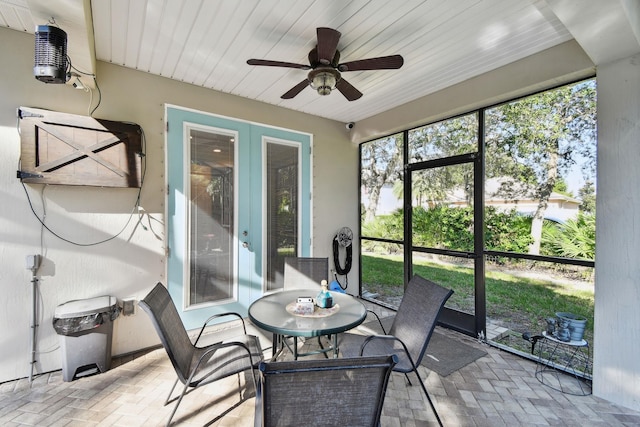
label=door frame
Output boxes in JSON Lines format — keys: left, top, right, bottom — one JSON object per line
{"left": 164, "top": 104, "right": 313, "bottom": 328}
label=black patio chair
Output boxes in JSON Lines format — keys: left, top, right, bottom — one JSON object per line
{"left": 139, "top": 282, "right": 264, "bottom": 426}
{"left": 254, "top": 354, "right": 397, "bottom": 427}
{"left": 281, "top": 257, "right": 330, "bottom": 358}
{"left": 339, "top": 275, "right": 453, "bottom": 427}
{"left": 283, "top": 256, "right": 328, "bottom": 290}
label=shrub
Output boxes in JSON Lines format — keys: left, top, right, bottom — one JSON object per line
{"left": 484, "top": 206, "right": 533, "bottom": 253}
{"left": 541, "top": 213, "right": 595, "bottom": 260}
{"left": 363, "top": 205, "right": 533, "bottom": 254}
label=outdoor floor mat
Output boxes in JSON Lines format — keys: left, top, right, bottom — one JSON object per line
{"left": 359, "top": 317, "right": 488, "bottom": 377}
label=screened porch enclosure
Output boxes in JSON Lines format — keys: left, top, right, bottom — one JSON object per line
{"left": 359, "top": 79, "right": 596, "bottom": 364}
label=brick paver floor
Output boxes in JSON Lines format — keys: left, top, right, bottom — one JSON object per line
{"left": 1, "top": 302, "right": 639, "bottom": 426}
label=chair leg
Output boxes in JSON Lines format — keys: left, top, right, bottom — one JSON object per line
{"left": 165, "top": 380, "right": 189, "bottom": 427}
{"left": 404, "top": 372, "right": 413, "bottom": 386}
{"left": 415, "top": 370, "right": 444, "bottom": 427}
{"left": 166, "top": 381, "right": 192, "bottom": 427}
{"left": 248, "top": 364, "right": 258, "bottom": 397}
{"left": 164, "top": 378, "right": 179, "bottom": 406}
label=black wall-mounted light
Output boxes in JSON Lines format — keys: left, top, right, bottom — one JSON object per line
{"left": 34, "top": 24, "right": 67, "bottom": 84}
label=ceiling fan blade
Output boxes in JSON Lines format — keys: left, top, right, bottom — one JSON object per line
{"left": 338, "top": 54, "right": 404, "bottom": 71}
{"left": 247, "top": 59, "right": 311, "bottom": 70}
{"left": 316, "top": 27, "right": 341, "bottom": 65}
{"left": 281, "top": 79, "right": 310, "bottom": 99}
{"left": 335, "top": 78, "right": 363, "bottom": 101}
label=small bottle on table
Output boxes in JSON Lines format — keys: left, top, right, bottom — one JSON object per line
{"left": 316, "top": 280, "right": 333, "bottom": 308}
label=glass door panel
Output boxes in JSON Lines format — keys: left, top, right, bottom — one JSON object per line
{"left": 264, "top": 141, "right": 299, "bottom": 292}
{"left": 188, "top": 127, "right": 235, "bottom": 305}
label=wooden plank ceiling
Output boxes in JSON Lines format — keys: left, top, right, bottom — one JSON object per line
{"left": 2, "top": 0, "right": 574, "bottom": 123}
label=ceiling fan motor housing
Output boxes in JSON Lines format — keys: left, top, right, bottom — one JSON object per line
{"left": 309, "top": 47, "right": 340, "bottom": 68}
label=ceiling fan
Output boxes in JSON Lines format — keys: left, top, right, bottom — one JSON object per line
{"left": 247, "top": 27, "right": 404, "bottom": 101}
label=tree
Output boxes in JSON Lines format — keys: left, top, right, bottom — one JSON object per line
{"left": 407, "top": 114, "right": 478, "bottom": 206}
{"left": 485, "top": 80, "right": 597, "bottom": 255}
{"left": 579, "top": 180, "right": 596, "bottom": 214}
{"left": 360, "top": 134, "right": 403, "bottom": 223}
{"left": 553, "top": 178, "right": 572, "bottom": 197}
{"left": 363, "top": 114, "right": 476, "bottom": 233}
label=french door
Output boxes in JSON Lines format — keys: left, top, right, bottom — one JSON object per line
{"left": 165, "top": 106, "right": 312, "bottom": 329}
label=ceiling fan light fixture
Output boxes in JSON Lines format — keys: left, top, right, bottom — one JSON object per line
{"left": 309, "top": 69, "right": 338, "bottom": 96}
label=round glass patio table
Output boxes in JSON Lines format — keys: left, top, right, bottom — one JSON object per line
{"left": 248, "top": 290, "right": 367, "bottom": 360}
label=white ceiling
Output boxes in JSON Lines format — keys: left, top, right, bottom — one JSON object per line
{"left": 1, "top": 0, "right": 638, "bottom": 123}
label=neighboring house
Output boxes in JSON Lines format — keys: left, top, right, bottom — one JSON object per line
{"left": 364, "top": 178, "right": 580, "bottom": 223}
{"left": 448, "top": 178, "right": 581, "bottom": 223}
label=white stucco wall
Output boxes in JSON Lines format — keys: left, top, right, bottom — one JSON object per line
{"left": 593, "top": 52, "right": 640, "bottom": 410}
{"left": 0, "top": 27, "right": 358, "bottom": 383}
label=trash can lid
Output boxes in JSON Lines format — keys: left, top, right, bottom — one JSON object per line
{"left": 54, "top": 295, "right": 117, "bottom": 318}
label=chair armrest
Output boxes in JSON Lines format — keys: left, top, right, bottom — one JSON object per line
{"left": 188, "top": 340, "right": 261, "bottom": 386}
{"left": 364, "top": 309, "right": 387, "bottom": 334}
{"left": 194, "top": 312, "right": 247, "bottom": 345}
{"left": 359, "top": 334, "right": 401, "bottom": 355}
{"left": 359, "top": 334, "right": 420, "bottom": 371}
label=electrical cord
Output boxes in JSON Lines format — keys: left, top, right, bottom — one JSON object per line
{"left": 89, "top": 77, "right": 101, "bottom": 116}
{"left": 66, "top": 55, "right": 101, "bottom": 116}
{"left": 18, "top": 126, "right": 147, "bottom": 247}
{"left": 21, "top": 182, "right": 139, "bottom": 246}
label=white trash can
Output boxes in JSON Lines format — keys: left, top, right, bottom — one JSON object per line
{"left": 52, "top": 296, "right": 119, "bottom": 381}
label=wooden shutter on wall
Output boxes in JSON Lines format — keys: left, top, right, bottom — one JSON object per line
{"left": 18, "top": 107, "right": 143, "bottom": 187}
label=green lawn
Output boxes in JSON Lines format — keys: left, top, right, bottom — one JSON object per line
{"left": 361, "top": 253, "right": 594, "bottom": 346}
